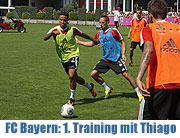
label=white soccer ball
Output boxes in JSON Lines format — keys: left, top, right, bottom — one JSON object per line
{"left": 61, "top": 104, "right": 75, "bottom": 117}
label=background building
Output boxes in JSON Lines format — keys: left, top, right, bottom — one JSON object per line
{"left": 0, "top": 0, "right": 71, "bottom": 10}
{"left": 78, "top": 0, "right": 180, "bottom": 12}
{"left": 0, "top": 0, "right": 180, "bottom": 12}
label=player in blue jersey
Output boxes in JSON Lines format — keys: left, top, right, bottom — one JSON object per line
{"left": 76, "top": 16, "right": 143, "bottom": 102}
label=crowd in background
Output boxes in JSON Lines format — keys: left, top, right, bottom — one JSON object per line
{"left": 109, "top": 11, "right": 180, "bottom": 18}
{"left": 87, "top": 8, "right": 180, "bottom": 18}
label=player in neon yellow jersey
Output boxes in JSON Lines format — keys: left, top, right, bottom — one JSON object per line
{"left": 43, "top": 12, "right": 98, "bottom": 106}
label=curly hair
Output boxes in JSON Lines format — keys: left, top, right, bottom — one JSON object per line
{"left": 58, "top": 12, "right": 69, "bottom": 19}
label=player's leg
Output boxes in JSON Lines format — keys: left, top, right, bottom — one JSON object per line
{"left": 122, "top": 71, "right": 143, "bottom": 102}
{"left": 143, "top": 89, "right": 172, "bottom": 120}
{"left": 122, "top": 71, "right": 137, "bottom": 88}
{"left": 174, "top": 90, "right": 180, "bottom": 119}
{"left": 75, "top": 72, "right": 96, "bottom": 97}
{"left": 168, "top": 89, "right": 180, "bottom": 119}
{"left": 109, "top": 57, "right": 142, "bottom": 101}
{"left": 62, "top": 57, "right": 78, "bottom": 106}
{"left": 129, "top": 42, "right": 137, "bottom": 67}
{"left": 114, "top": 21, "right": 117, "bottom": 28}
{"left": 91, "top": 70, "right": 113, "bottom": 98}
{"left": 116, "top": 21, "right": 119, "bottom": 29}
{"left": 129, "top": 47, "right": 134, "bottom": 66}
{"left": 91, "top": 70, "right": 104, "bottom": 85}
{"left": 68, "top": 68, "right": 76, "bottom": 90}
{"left": 67, "top": 68, "right": 76, "bottom": 106}
{"left": 91, "top": 60, "right": 113, "bottom": 98}
{"left": 138, "top": 89, "right": 178, "bottom": 120}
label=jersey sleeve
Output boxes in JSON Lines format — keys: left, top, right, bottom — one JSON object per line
{"left": 73, "top": 26, "right": 83, "bottom": 36}
{"left": 140, "top": 25, "right": 153, "bottom": 46}
{"left": 112, "top": 28, "right": 124, "bottom": 41}
{"left": 47, "top": 27, "right": 57, "bottom": 40}
{"left": 47, "top": 27, "right": 57, "bottom": 34}
{"left": 94, "top": 31, "right": 100, "bottom": 39}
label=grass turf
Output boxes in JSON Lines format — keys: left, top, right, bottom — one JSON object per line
{"left": 0, "top": 24, "right": 145, "bottom": 120}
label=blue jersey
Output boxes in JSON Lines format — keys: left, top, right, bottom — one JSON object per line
{"left": 99, "top": 28, "right": 122, "bottom": 62}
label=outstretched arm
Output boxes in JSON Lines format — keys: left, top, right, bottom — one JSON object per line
{"left": 136, "top": 41, "right": 153, "bottom": 97}
{"left": 80, "top": 32, "right": 99, "bottom": 44}
{"left": 43, "top": 30, "right": 60, "bottom": 40}
{"left": 76, "top": 37, "right": 99, "bottom": 47}
{"left": 43, "top": 31, "right": 53, "bottom": 40}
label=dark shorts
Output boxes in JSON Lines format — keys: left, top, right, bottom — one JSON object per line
{"left": 138, "top": 89, "right": 180, "bottom": 120}
{"left": 62, "top": 57, "right": 79, "bottom": 74}
{"left": 130, "top": 41, "right": 143, "bottom": 51}
{"left": 114, "top": 21, "right": 119, "bottom": 28}
{"left": 93, "top": 57, "right": 128, "bottom": 75}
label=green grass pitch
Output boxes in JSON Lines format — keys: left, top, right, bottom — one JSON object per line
{"left": 0, "top": 24, "right": 146, "bottom": 120}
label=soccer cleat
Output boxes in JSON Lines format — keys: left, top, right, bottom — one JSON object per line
{"left": 138, "top": 95, "right": 143, "bottom": 103}
{"left": 90, "top": 83, "right": 96, "bottom": 97}
{"left": 104, "top": 88, "right": 114, "bottom": 99}
{"left": 129, "top": 62, "right": 133, "bottom": 67}
{"left": 67, "top": 98, "right": 75, "bottom": 106}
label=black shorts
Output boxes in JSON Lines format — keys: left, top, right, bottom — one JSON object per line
{"left": 62, "top": 57, "right": 79, "bottom": 74}
{"left": 138, "top": 89, "right": 180, "bottom": 120}
{"left": 130, "top": 41, "right": 143, "bottom": 50}
{"left": 114, "top": 21, "right": 119, "bottom": 27}
{"left": 93, "top": 57, "right": 128, "bottom": 75}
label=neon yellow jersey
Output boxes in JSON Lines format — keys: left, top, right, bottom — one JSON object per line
{"left": 54, "top": 26, "right": 79, "bottom": 63}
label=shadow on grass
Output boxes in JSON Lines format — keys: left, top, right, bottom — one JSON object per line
{"left": 1, "top": 31, "right": 22, "bottom": 33}
{"left": 75, "top": 97, "right": 105, "bottom": 105}
{"left": 62, "top": 115, "right": 78, "bottom": 119}
{"left": 111, "top": 92, "right": 137, "bottom": 99}
{"left": 127, "top": 64, "right": 140, "bottom": 67}
{"left": 75, "top": 91, "right": 137, "bottom": 105}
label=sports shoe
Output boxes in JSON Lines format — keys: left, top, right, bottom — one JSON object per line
{"left": 67, "top": 98, "right": 75, "bottom": 106}
{"left": 129, "top": 62, "right": 133, "bottom": 67}
{"left": 138, "top": 96, "right": 143, "bottom": 103}
{"left": 90, "top": 83, "right": 96, "bottom": 97}
{"left": 104, "top": 88, "right": 114, "bottom": 99}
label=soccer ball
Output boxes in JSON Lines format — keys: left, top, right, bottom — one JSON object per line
{"left": 61, "top": 104, "right": 75, "bottom": 117}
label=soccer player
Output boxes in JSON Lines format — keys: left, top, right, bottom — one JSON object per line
{"left": 112, "top": 7, "right": 121, "bottom": 29}
{"left": 137, "top": 0, "right": 180, "bottom": 120}
{"left": 174, "top": 14, "right": 178, "bottom": 24}
{"left": 76, "top": 15, "right": 143, "bottom": 102}
{"left": 128, "top": 7, "right": 146, "bottom": 67}
{"left": 43, "top": 12, "right": 98, "bottom": 106}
